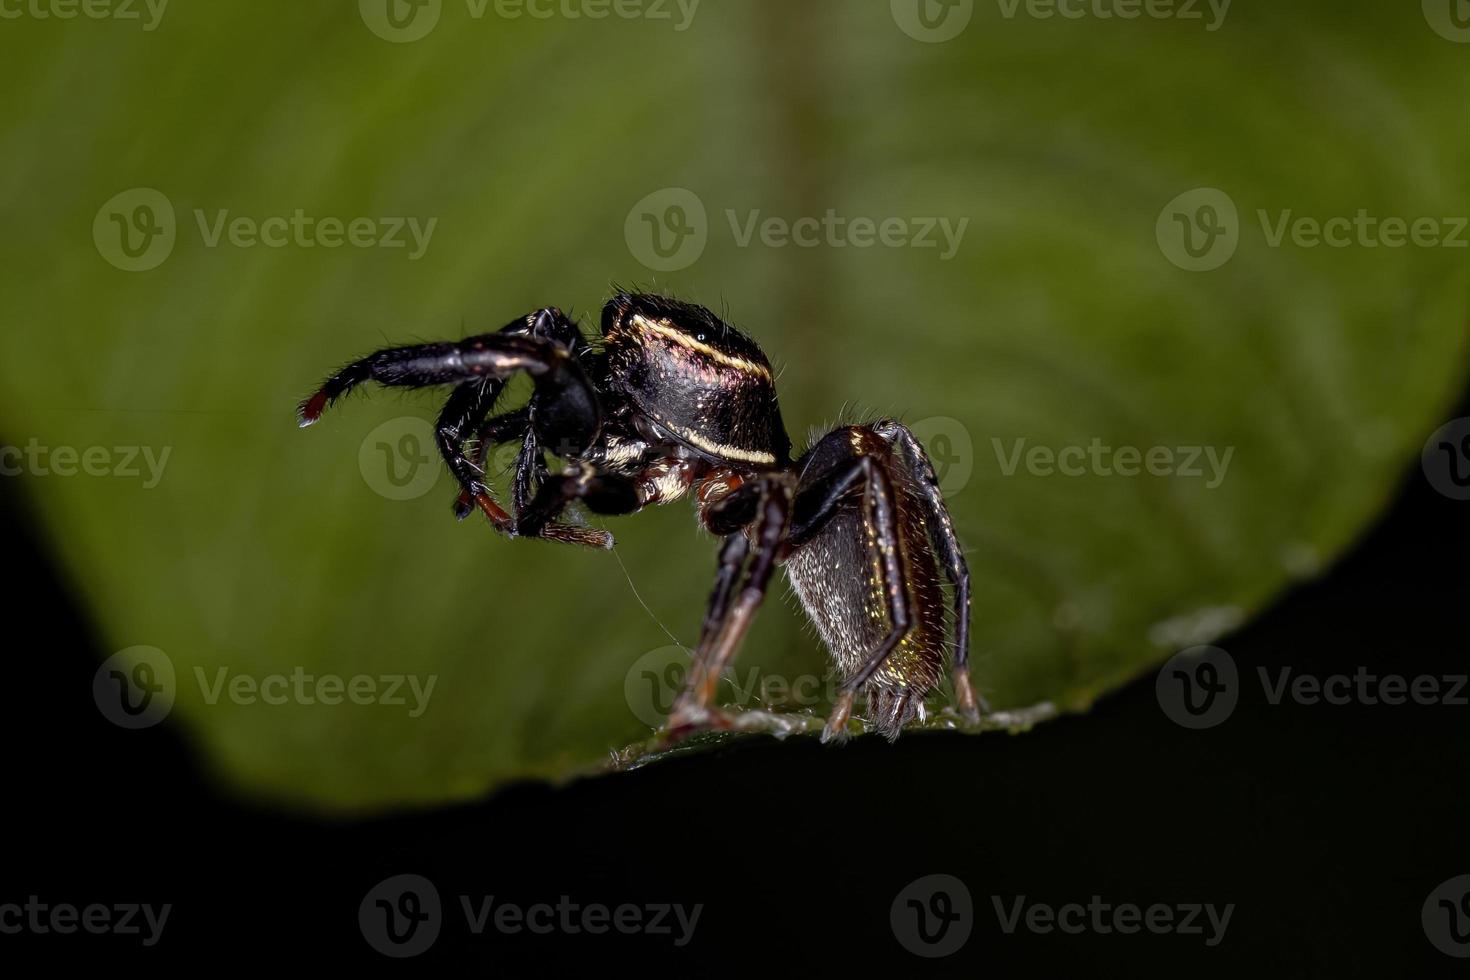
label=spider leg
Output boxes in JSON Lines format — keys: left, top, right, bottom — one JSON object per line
{"left": 697, "top": 532, "right": 749, "bottom": 651}
{"left": 450, "top": 406, "right": 530, "bottom": 519}
{"left": 299, "top": 330, "right": 599, "bottom": 451}
{"left": 875, "top": 419, "right": 986, "bottom": 721}
{"left": 669, "top": 474, "right": 792, "bottom": 725}
{"left": 512, "top": 452, "right": 703, "bottom": 549}
{"left": 507, "top": 463, "right": 636, "bottom": 549}
{"left": 510, "top": 427, "right": 548, "bottom": 516}
{"left": 435, "top": 378, "right": 505, "bottom": 520}
{"left": 440, "top": 405, "right": 608, "bottom": 548}
{"left": 299, "top": 315, "right": 602, "bottom": 534}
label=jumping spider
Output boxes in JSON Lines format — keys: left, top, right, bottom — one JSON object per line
{"left": 298, "top": 293, "right": 984, "bottom": 741}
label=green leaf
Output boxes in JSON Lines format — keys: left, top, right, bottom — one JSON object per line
{"left": 1, "top": 0, "right": 1465, "bottom": 811}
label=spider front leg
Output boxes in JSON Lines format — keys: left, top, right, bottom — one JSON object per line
{"left": 667, "top": 473, "right": 792, "bottom": 730}
{"left": 444, "top": 401, "right": 610, "bottom": 547}
{"left": 435, "top": 378, "right": 510, "bottom": 526}
{"left": 513, "top": 455, "right": 700, "bottom": 549}
{"left": 298, "top": 311, "right": 603, "bottom": 539}
{"left": 450, "top": 405, "right": 528, "bottom": 520}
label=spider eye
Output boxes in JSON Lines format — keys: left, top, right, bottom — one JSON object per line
{"left": 696, "top": 333, "right": 706, "bottom": 342}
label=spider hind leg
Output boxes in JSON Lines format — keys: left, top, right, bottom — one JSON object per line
{"left": 786, "top": 422, "right": 969, "bottom": 741}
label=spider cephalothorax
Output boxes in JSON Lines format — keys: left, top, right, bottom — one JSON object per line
{"left": 298, "top": 292, "right": 983, "bottom": 740}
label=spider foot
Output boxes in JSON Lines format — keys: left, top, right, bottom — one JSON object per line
{"left": 460, "top": 489, "right": 613, "bottom": 548}
{"left": 952, "top": 667, "right": 987, "bottom": 726}
{"left": 453, "top": 488, "right": 477, "bottom": 521}
{"left": 820, "top": 690, "right": 856, "bottom": 745}
{"left": 656, "top": 703, "right": 737, "bottom": 750}
{"left": 468, "top": 492, "right": 517, "bottom": 536}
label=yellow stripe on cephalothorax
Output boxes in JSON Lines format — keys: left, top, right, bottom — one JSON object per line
{"left": 630, "top": 314, "right": 773, "bottom": 381}
{"left": 670, "top": 422, "right": 777, "bottom": 464}
{"left": 645, "top": 409, "right": 776, "bottom": 465}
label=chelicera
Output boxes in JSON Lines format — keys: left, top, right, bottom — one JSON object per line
{"left": 298, "top": 292, "right": 985, "bottom": 740}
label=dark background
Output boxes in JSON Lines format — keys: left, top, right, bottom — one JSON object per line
{"left": 4, "top": 388, "right": 1467, "bottom": 975}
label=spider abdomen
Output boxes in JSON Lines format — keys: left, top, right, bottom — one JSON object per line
{"left": 785, "top": 428, "right": 949, "bottom": 737}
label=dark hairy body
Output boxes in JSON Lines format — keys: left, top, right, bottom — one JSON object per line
{"left": 298, "top": 292, "right": 982, "bottom": 740}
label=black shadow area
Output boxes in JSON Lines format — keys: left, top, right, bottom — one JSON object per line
{"left": 2, "top": 407, "right": 1468, "bottom": 976}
